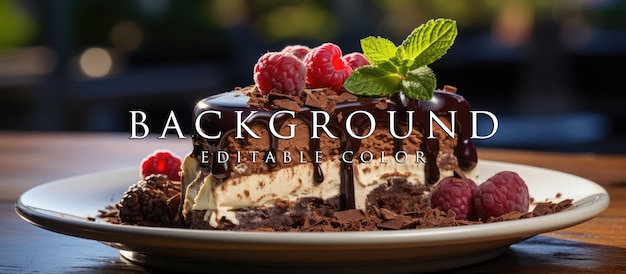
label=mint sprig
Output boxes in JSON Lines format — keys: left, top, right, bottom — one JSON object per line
{"left": 343, "top": 18, "right": 457, "bottom": 100}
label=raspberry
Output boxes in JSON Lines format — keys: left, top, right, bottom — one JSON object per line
{"left": 281, "top": 45, "right": 310, "bottom": 60}
{"left": 430, "top": 176, "right": 478, "bottom": 220}
{"left": 253, "top": 52, "right": 306, "bottom": 96}
{"left": 303, "top": 43, "right": 353, "bottom": 92}
{"left": 473, "top": 171, "right": 530, "bottom": 221}
{"left": 342, "top": 52, "right": 370, "bottom": 70}
{"left": 140, "top": 150, "right": 182, "bottom": 181}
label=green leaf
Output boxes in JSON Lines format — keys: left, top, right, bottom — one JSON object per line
{"left": 388, "top": 56, "right": 408, "bottom": 75}
{"left": 347, "top": 18, "right": 457, "bottom": 101}
{"left": 398, "top": 18, "right": 457, "bottom": 70}
{"left": 360, "top": 36, "right": 397, "bottom": 65}
{"left": 343, "top": 66, "right": 402, "bottom": 96}
{"left": 377, "top": 59, "right": 400, "bottom": 74}
{"left": 401, "top": 66, "right": 436, "bottom": 100}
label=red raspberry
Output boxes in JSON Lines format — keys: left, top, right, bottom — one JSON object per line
{"left": 430, "top": 176, "right": 478, "bottom": 220}
{"left": 473, "top": 171, "right": 530, "bottom": 221}
{"left": 342, "top": 52, "right": 370, "bottom": 70}
{"left": 140, "top": 150, "right": 182, "bottom": 181}
{"left": 303, "top": 43, "right": 353, "bottom": 92}
{"left": 281, "top": 45, "right": 310, "bottom": 60}
{"left": 253, "top": 52, "right": 306, "bottom": 96}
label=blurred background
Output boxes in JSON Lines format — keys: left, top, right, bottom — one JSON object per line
{"left": 1, "top": 0, "right": 625, "bottom": 153}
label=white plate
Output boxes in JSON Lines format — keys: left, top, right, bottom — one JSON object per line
{"left": 16, "top": 160, "right": 609, "bottom": 273}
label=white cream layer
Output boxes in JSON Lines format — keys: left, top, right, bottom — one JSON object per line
{"left": 181, "top": 155, "right": 479, "bottom": 228}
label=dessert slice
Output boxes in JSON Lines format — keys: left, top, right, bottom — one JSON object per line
{"left": 181, "top": 84, "right": 480, "bottom": 230}
{"left": 180, "top": 19, "right": 481, "bottom": 230}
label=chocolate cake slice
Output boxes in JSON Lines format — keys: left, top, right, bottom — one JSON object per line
{"left": 180, "top": 86, "right": 479, "bottom": 230}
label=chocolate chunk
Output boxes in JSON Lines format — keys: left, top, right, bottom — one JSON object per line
{"left": 333, "top": 209, "right": 366, "bottom": 222}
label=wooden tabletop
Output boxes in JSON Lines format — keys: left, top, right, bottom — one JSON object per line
{"left": 1, "top": 131, "right": 625, "bottom": 273}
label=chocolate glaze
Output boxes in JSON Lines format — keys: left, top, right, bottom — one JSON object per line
{"left": 191, "top": 89, "right": 477, "bottom": 210}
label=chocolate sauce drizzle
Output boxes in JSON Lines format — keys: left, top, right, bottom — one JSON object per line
{"left": 191, "top": 89, "right": 477, "bottom": 210}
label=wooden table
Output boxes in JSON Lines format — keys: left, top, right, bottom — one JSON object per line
{"left": 1, "top": 132, "right": 625, "bottom": 273}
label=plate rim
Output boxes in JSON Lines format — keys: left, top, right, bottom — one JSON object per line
{"left": 15, "top": 160, "right": 610, "bottom": 250}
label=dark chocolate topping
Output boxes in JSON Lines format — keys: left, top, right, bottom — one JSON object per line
{"left": 191, "top": 87, "right": 477, "bottom": 210}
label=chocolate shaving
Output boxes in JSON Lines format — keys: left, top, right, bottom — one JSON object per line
{"left": 247, "top": 90, "right": 270, "bottom": 110}
{"left": 272, "top": 99, "right": 301, "bottom": 112}
{"left": 302, "top": 89, "right": 328, "bottom": 109}
{"left": 246, "top": 86, "right": 347, "bottom": 113}
{"left": 336, "top": 91, "right": 358, "bottom": 103}
{"left": 531, "top": 199, "right": 574, "bottom": 217}
{"left": 267, "top": 90, "right": 302, "bottom": 102}
{"left": 378, "top": 217, "right": 404, "bottom": 230}
{"left": 301, "top": 88, "right": 340, "bottom": 113}
{"left": 485, "top": 211, "right": 533, "bottom": 223}
{"left": 442, "top": 85, "right": 457, "bottom": 93}
{"left": 378, "top": 208, "right": 399, "bottom": 220}
{"left": 333, "top": 209, "right": 366, "bottom": 222}
{"left": 374, "top": 98, "right": 388, "bottom": 110}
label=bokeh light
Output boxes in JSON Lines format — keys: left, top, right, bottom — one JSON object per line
{"left": 79, "top": 47, "right": 113, "bottom": 78}
{"left": 110, "top": 21, "right": 143, "bottom": 53}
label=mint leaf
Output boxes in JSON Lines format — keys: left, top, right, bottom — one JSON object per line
{"left": 398, "top": 18, "right": 457, "bottom": 70}
{"left": 401, "top": 66, "right": 436, "bottom": 101}
{"left": 377, "top": 59, "right": 400, "bottom": 74}
{"left": 344, "top": 18, "right": 457, "bottom": 101}
{"left": 388, "top": 56, "right": 408, "bottom": 75}
{"left": 360, "top": 36, "right": 397, "bottom": 65}
{"left": 343, "top": 66, "right": 402, "bottom": 96}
